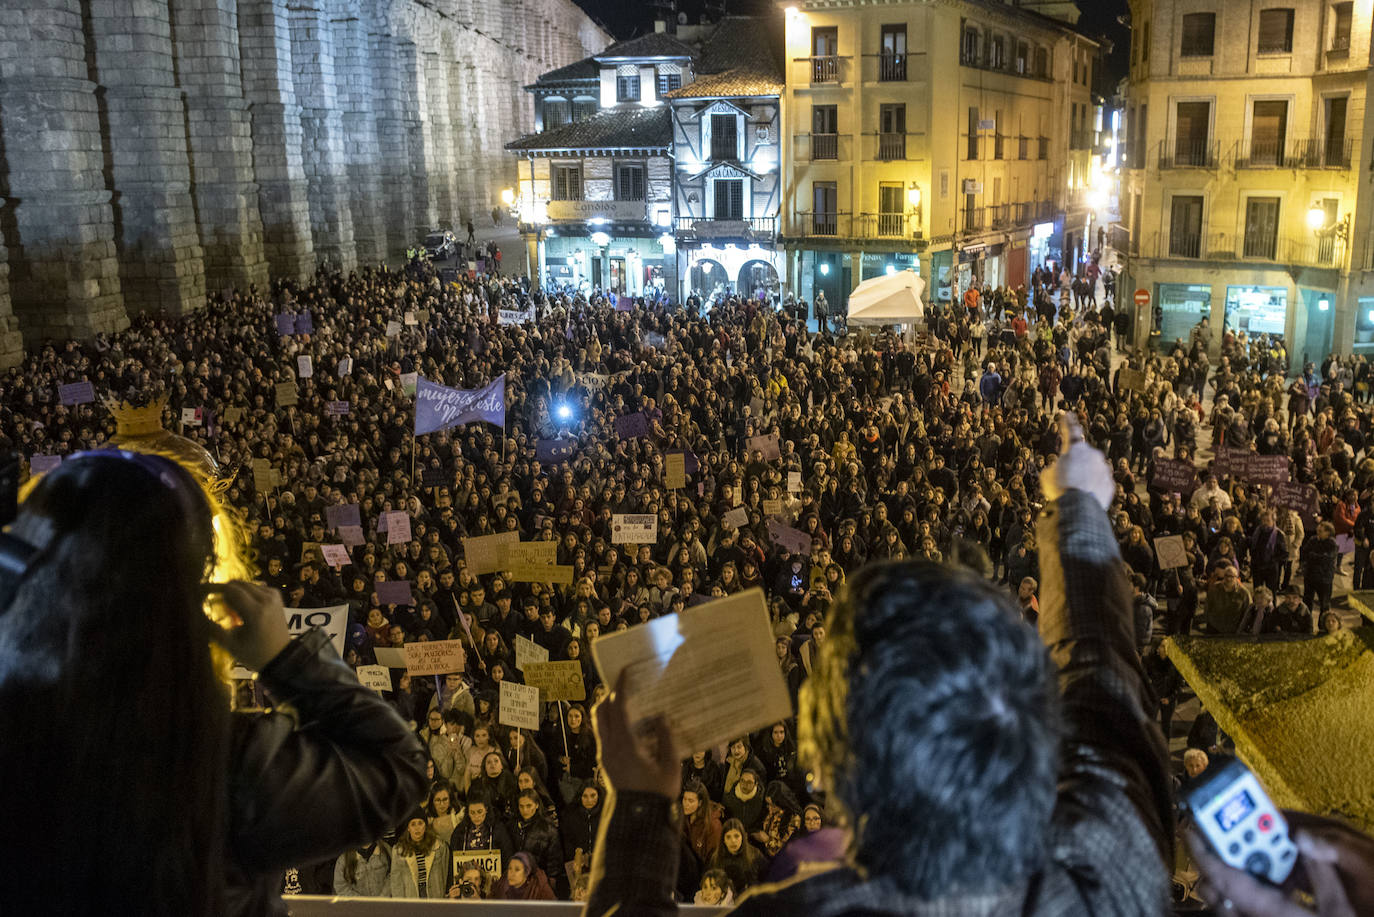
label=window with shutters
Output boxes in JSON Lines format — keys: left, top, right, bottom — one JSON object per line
{"left": 614, "top": 163, "right": 645, "bottom": 202}
{"left": 710, "top": 113, "right": 739, "bottom": 161}
{"left": 1169, "top": 195, "right": 1203, "bottom": 258}
{"left": 961, "top": 28, "right": 979, "bottom": 65}
{"left": 967, "top": 106, "right": 979, "bottom": 159}
{"left": 1181, "top": 13, "right": 1216, "bottom": 57}
{"left": 1258, "top": 9, "right": 1295, "bottom": 53}
{"left": 552, "top": 164, "right": 582, "bottom": 201}
{"left": 1249, "top": 100, "right": 1288, "bottom": 166}
{"left": 878, "top": 103, "right": 906, "bottom": 160}
{"left": 1174, "top": 101, "right": 1211, "bottom": 166}
{"left": 1331, "top": 2, "right": 1352, "bottom": 50}
{"left": 878, "top": 183, "right": 905, "bottom": 236}
{"left": 813, "top": 182, "right": 837, "bottom": 234}
{"left": 656, "top": 70, "right": 682, "bottom": 96}
{"left": 1035, "top": 46, "right": 1049, "bottom": 77}
{"left": 1243, "top": 197, "right": 1280, "bottom": 259}
{"left": 616, "top": 70, "right": 641, "bottom": 102}
{"left": 1016, "top": 41, "right": 1029, "bottom": 74}
{"left": 812, "top": 105, "right": 838, "bottom": 160}
{"left": 713, "top": 179, "right": 743, "bottom": 220}
{"left": 879, "top": 25, "right": 907, "bottom": 80}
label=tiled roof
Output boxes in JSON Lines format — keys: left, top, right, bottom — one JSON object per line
{"left": 530, "top": 56, "right": 599, "bottom": 86}
{"left": 664, "top": 68, "right": 782, "bottom": 99}
{"left": 505, "top": 107, "right": 672, "bottom": 151}
{"left": 664, "top": 16, "right": 783, "bottom": 99}
{"left": 594, "top": 31, "right": 698, "bottom": 60}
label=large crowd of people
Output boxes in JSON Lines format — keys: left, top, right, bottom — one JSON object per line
{"left": 2, "top": 241, "right": 1369, "bottom": 907}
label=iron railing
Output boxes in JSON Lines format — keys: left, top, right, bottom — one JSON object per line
{"left": 856, "top": 211, "right": 918, "bottom": 238}
{"left": 1234, "top": 138, "right": 1353, "bottom": 169}
{"left": 876, "top": 132, "right": 907, "bottom": 161}
{"left": 811, "top": 132, "right": 838, "bottom": 160}
{"left": 1159, "top": 139, "right": 1219, "bottom": 169}
{"left": 793, "top": 210, "right": 850, "bottom": 236}
{"left": 672, "top": 216, "right": 778, "bottom": 238}
{"left": 878, "top": 51, "right": 906, "bottom": 81}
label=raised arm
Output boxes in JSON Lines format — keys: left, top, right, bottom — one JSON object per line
{"left": 1037, "top": 416, "right": 1174, "bottom": 879}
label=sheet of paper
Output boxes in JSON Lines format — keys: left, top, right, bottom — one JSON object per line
{"left": 590, "top": 588, "right": 793, "bottom": 754}
{"left": 374, "top": 646, "right": 408, "bottom": 668}
{"left": 499, "top": 680, "right": 540, "bottom": 730}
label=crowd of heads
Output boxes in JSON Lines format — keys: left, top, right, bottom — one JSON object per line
{"left": 2, "top": 247, "right": 1367, "bottom": 902}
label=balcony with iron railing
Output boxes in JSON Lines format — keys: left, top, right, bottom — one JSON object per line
{"left": 856, "top": 211, "right": 921, "bottom": 240}
{"left": 1158, "top": 139, "right": 1220, "bottom": 169}
{"left": 959, "top": 47, "right": 1052, "bottom": 81}
{"left": 1233, "top": 137, "right": 1353, "bottom": 169}
{"left": 795, "top": 132, "right": 847, "bottom": 162}
{"left": 672, "top": 215, "right": 778, "bottom": 240}
{"left": 793, "top": 210, "right": 851, "bottom": 237}
{"left": 873, "top": 131, "right": 908, "bottom": 161}
{"left": 1070, "top": 129, "right": 1096, "bottom": 150}
{"left": 876, "top": 50, "right": 906, "bottom": 81}
{"left": 1147, "top": 230, "right": 1345, "bottom": 268}
{"left": 793, "top": 55, "right": 851, "bottom": 85}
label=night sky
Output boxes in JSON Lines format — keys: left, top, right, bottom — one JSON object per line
{"left": 572, "top": 0, "right": 1132, "bottom": 86}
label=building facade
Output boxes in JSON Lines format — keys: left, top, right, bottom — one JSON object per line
{"left": 666, "top": 18, "right": 785, "bottom": 302}
{"left": 779, "top": 0, "right": 1101, "bottom": 312}
{"left": 1120, "top": 0, "right": 1371, "bottom": 367}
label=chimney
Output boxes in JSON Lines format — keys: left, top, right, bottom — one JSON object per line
{"left": 654, "top": 19, "right": 667, "bottom": 33}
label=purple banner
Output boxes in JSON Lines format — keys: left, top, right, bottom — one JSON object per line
{"left": 614, "top": 412, "right": 649, "bottom": 439}
{"left": 536, "top": 438, "right": 577, "bottom": 463}
{"left": 275, "top": 313, "right": 296, "bottom": 336}
{"left": 1246, "top": 454, "right": 1290, "bottom": 486}
{"left": 1274, "top": 482, "right": 1319, "bottom": 524}
{"left": 325, "top": 503, "right": 361, "bottom": 530}
{"left": 30, "top": 454, "right": 62, "bottom": 474}
{"left": 414, "top": 375, "right": 506, "bottom": 435}
{"left": 58, "top": 382, "right": 95, "bottom": 406}
{"left": 326, "top": 401, "right": 350, "bottom": 415}
{"left": 1151, "top": 458, "right": 1199, "bottom": 495}
{"left": 295, "top": 311, "right": 314, "bottom": 335}
{"left": 375, "top": 580, "right": 414, "bottom": 606}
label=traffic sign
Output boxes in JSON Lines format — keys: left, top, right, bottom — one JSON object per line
{"left": 1134, "top": 287, "right": 1150, "bottom": 307}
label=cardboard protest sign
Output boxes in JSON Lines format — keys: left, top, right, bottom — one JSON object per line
{"left": 747, "top": 433, "right": 781, "bottom": 461}
{"left": 383, "top": 510, "right": 411, "bottom": 544}
{"left": 1151, "top": 458, "right": 1199, "bottom": 494}
{"left": 507, "top": 562, "right": 575, "bottom": 584}
{"left": 385, "top": 320, "right": 402, "bottom": 338}
{"left": 404, "top": 639, "right": 466, "bottom": 676}
{"left": 498, "top": 680, "right": 540, "bottom": 730}
{"left": 223, "top": 406, "right": 244, "bottom": 425}
{"left": 58, "top": 381, "right": 95, "bottom": 406}
{"left": 404, "top": 310, "right": 417, "bottom": 326}
{"left": 491, "top": 488, "right": 522, "bottom": 508}
{"left": 29, "top": 454, "right": 61, "bottom": 475}
{"left": 453, "top": 850, "right": 502, "bottom": 879}
{"left": 274, "top": 381, "right": 298, "bottom": 407}
{"left": 1154, "top": 535, "right": 1188, "bottom": 570}
{"left": 417, "top": 310, "right": 430, "bottom": 324}
{"left": 665, "top": 452, "right": 686, "bottom": 489}
{"left": 767, "top": 518, "right": 812, "bottom": 555}
{"left": 514, "top": 634, "right": 549, "bottom": 670}
{"left": 505, "top": 541, "right": 558, "bottom": 567}
{"left": 179, "top": 407, "right": 201, "bottom": 426}
{"left": 612, "top": 513, "right": 658, "bottom": 544}
{"left": 326, "top": 400, "right": 349, "bottom": 415}
{"left": 326, "top": 503, "right": 361, "bottom": 530}
{"left": 373, "top": 646, "right": 408, "bottom": 668}
{"left": 522, "top": 660, "right": 587, "bottom": 701}
{"left": 787, "top": 471, "right": 802, "bottom": 493}
{"left": 1214, "top": 446, "right": 1248, "bottom": 479}
{"left": 337, "top": 357, "right": 352, "bottom": 377}
{"left": 667, "top": 450, "right": 700, "bottom": 474}
{"left": 251, "top": 458, "right": 275, "bottom": 493}
{"left": 463, "top": 531, "right": 520, "bottom": 574}
{"left": 375, "top": 580, "right": 413, "bottom": 605}
{"left": 297, "top": 355, "right": 313, "bottom": 379}
{"left": 721, "top": 506, "right": 749, "bottom": 529}
{"left": 356, "top": 665, "right": 392, "bottom": 692}
{"left": 762, "top": 499, "right": 784, "bottom": 517}
{"left": 614, "top": 412, "right": 649, "bottom": 439}
{"left": 321, "top": 543, "right": 350, "bottom": 567}
{"left": 590, "top": 589, "right": 792, "bottom": 753}
{"left": 1118, "top": 367, "right": 1146, "bottom": 391}
{"left": 337, "top": 525, "right": 365, "bottom": 548}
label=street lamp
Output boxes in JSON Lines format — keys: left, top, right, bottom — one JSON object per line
{"left": 906, "top": 184, "right": 921, "bottom": 208}
{"left": 500, "top": 188, "right": 515, "bottom": 206}
{"left": 1307, "top": 206, "right": 1327, "bottom": 230}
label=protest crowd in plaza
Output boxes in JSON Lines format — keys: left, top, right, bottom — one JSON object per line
{"left": 3, "top": 247, "right": 1370, "bottom": 906}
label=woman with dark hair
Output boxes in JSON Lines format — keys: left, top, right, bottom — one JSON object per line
{"left": 555, "top": 702, "right": 598, "bottom": 789}
{"left": 471, "top": 750, "right": 520, "bottom": 820}
{"left": 426, "top": 781, "right": 462, "bottom": 840}
{"left": 513, "top": 788, "right": 565, "bottom": 892}
{"left": 515, "top": 765, "right": 561, "bottom": 825}
{"left": 492, "top": 851, "right": 556, "bottom": 900}
{"left": 333, "top": 836, "right": 391, "bottom": 897}
{"left": 682, "top": 749, "right": 725, "bottom": 804}
{"left": 0, "top": 451, "right": 426, "bottom": 916}
{"left": 447, "top": 793, "right": 515, "bottom": 865}
{"left": 756, "top": 721, "right": 799, "bottom": 794}
{"left": 559, "top": 780, "right": 603, "bottom": 867}
{"left": 388, "top": 811, "right": 450, "bottom": 898}
{"left": 680, "top": 778, "right": 724, "bottom": 869}
{"left": 707, "top": 818, "right": 767, "bottom": 893}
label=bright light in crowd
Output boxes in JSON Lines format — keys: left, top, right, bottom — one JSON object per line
{"left": 556, "top": 403, "right": 573, "bottom": 420}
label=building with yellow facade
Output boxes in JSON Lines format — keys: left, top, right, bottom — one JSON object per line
{"left": 1119, "top": 0, "right": 1370, "bottom": 368}
{"left": 778, "top": 0, "right": 1101, "bottom": 311}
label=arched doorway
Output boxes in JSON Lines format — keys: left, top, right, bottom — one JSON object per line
{"left": 738, "top": 259, "right": 779, "bottom": 301}
{"left": 690, "top": 258, "right": 729, "bottom": 302}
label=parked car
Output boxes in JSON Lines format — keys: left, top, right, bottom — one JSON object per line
{"left": 423, "top": 230, "right": 457, "bottom": 260}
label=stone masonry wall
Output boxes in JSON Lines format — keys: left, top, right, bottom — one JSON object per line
{"left": 0, "top": 0, "right": 608, "bottom": 367}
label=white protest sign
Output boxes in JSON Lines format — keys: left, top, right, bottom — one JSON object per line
{"left": 321, "top": 543, "right": 350, "bottom": 567}
{"left": 337, "top": 356, "right": 352, "bottom": 377}
{"left": 453, "top": 849, "right": 502, "bottom": 878}
{"left": 612, "top": 513, "right": 658, "bottom": 544}
{"left": 374, "top": 646, "right": 408, "bottom": 668}
{"left": 787, "top": 471, "right": 802, "bottom": 493}
{"left": 404, "top": 310, "right": 417, "bottom": 326}
{"left": 514, "top": 634, "right": 549, "bottom": 670}
{"left": 383, "top": 510, "right": 411, "bottom": 544}
{"left": 499, "top": 680, "right": 540, "bottom": 731}
{"left": 1154, "top": 535, "right": 1188, "bottom": 570}
{"left": 230, "top": 604, "right": 348, "bottom": 678}
{"left": 356, "top": 665, "right": 392, "bottom": 692}
{"left": 721, "top": 506, "right": 748, "bottom": 529}
{"left": 590, "top": 588, "right": 792, "bottom": 753}
{"left": 297, "top": 355, "right": 313, "bottom": 379}
{"left": 385, "top": 320, "right": 402, "bottom": 338}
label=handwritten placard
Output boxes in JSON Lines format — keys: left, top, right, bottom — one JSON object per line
{"left": 612, "top": 513, "right": 658, "bottom": 544}
{"left": 498, "top": 680, "right": 540, "bottom": 730}
{"left": 223, "top": 406, "right": 244, "bottom": 425}
{"left": 721, "top": 507, "right": 749, "bottom": 529}
{"left": 321, "top": 543, "right": 350, "bottom": 567}
{"left": 507, "top": 562, "right": 575, "bottom": 584}
{"left": 453, "top": 849, "right": 502, "bottom": 878}
{"left": 504, "top": 541, "right": 558, "bottom": 567}
{"left": 665, "top": 452, "right": 686, "bottom": 489}
{"left": 356, "top": 664, "right": 392, "bottom": 692}
{"left": 463, "top": 531, "right": 520, "bottom": 574}
{"left": 1154, "top": 535, "right": 1188, "bottom": 570}
{"left": 58, "top": 381, "right": 95, "bottom": 406}
{"left": 514, "top": 634, "right": 549, "bottom": 670}
{"left": 1151, "top": 458, "right": 1198, "bottom": 495}
{"left": 385, "top": 320, "right": 402, "bottom": 338}
{"left": 325, "top": 503, "right": 361, "bottom": 530}
{"left": 337, "top": 357, "right": 353, "bottom": 377}
{"left": 383, "top": 511, "right": 411, "bottom": 544}
{"left": 374, "top": 646, "right": 408, "bottom": 668}
{"left": 787, "top": 471, "right": 802, "bottom": 493}
{"left": 522, "top": 660, "right": 586, "bottom": 701}
{"left": 762, "top": 499, "right": 784, "bottom": 517}
{"left": 766, "top": 518, "right": 812, "bottom": 555}
{"left": 297, "top": 355, "right": 313, "bottom": 379}
{"left": 338, "top": 525, "right": 365, "bottom": 548}
{"left": 404, "top": 639, "right": 466, "bottom": 676}
{"left": 747, "top": 433, "right": 781, "bottom": 461}
{"left": 275, "top": 381, "right": 298, "bottom": 407}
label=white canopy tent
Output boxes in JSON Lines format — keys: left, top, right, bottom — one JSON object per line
{"left": 845, "top": 269, "right": 926, "bottom": 326}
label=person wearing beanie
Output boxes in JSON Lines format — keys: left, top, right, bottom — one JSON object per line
{"left": 388, "top": 810, "right": 449, "bottom": 898}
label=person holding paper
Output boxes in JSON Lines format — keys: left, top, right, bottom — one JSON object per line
{"left": 582, "top": 414, "right": 1173, "bottom": 917}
